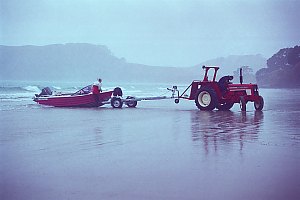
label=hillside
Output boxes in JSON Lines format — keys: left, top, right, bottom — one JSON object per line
{"left": 196, "top": 54, "right": 266, "bottom": 74}
{"left": 0, "top": 43, "right": 266, "bottom": 84}
{"left": 256, "top": 46, "right": 300, "bottom": 88}
{"left": 0, "top": 43, "right": 192, "bottom": 83}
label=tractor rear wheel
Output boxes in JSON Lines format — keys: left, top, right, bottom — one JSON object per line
{"left": 195, "top": 87, "right": 217, "bottom": 111}
{"left": 254, "top": 96, "right": 264, "bottom": 111}
{"left": 216, "top": 102, "right": 234, "bottom": 110}
{"left": 239, "top": 96, "right": 246, "bottom": 111}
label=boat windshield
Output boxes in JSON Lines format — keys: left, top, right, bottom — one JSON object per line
{"left": 73, "top": 85, "right": 92, "bottom": 95}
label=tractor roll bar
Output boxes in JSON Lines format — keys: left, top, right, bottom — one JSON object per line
{"left": 202, "top": 65, "right": 219, "bottom": 82}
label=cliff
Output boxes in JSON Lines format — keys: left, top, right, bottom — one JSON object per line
{"left": 256, "top": 46, "right": 300, "bottom": 88}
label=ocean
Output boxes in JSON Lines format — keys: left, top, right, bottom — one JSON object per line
{"left": 1, "top": 80, "right": 300, "bottom": 200}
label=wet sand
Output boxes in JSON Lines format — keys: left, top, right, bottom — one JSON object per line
{"left": 1, "top": 89, "right": 300, "bottom": 200}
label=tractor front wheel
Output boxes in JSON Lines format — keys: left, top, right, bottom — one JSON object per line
{"left": 254, "top": 96, "right": 264, "bottom": 111}
{"left": 195, "top": 87, "right": 217, "bottom": 111}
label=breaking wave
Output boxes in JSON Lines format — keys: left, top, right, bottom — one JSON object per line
{"left": 0, "top": 85, "right": 42, "bottom": 102}
{"left": 0, "top": 85, "right": 41, "bottom": 93}
{"left": 23, "top": 85, "right": 41, "bottom": 92}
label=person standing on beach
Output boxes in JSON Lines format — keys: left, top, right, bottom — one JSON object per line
{"left": 92, "top": 78, "right": 102, "bottom": 94}
{"left": 92, "top": 78, "right": 102, "bottom": 104}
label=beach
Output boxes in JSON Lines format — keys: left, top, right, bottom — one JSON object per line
{"left": 1, "top": 85, "right": 300, "bottom": 200}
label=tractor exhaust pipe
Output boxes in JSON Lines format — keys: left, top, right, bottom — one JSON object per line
{"left": 239, "top": 68, "right": 243, "bottom": 84}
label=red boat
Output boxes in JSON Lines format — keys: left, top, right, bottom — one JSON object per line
{"left": 33, "top": 85, "right": 114, "bottom": 107}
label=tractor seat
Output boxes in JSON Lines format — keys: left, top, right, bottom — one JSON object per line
{"left": 218, "top": 76, "right": 233, "bottom": 95}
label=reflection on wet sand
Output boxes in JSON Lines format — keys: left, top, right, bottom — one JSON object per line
{"left": 191, "top": 111, "right": 264, "bottom": 153}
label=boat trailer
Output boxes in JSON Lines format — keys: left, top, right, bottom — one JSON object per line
{"left": 108, "top": 86, "right": 180, "bottom": 108}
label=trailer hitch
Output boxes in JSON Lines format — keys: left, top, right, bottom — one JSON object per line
{"left": 167, "top": 86, "right": 180, "bottom": 103}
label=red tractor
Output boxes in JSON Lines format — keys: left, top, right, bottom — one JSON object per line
{"left": 177, "top": 66, "right": 264, "bottom": 111}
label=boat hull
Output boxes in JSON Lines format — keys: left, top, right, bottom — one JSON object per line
{"left": 34, "top": 91, "right": 113, "bottom": 107}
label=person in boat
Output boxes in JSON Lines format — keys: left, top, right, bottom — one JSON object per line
{"left": 92, "top": 78, "right": 102, "bottom": 94}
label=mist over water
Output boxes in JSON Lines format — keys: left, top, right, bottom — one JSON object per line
{"left": 1, "top": 81, "right": 300, "bottom": 200}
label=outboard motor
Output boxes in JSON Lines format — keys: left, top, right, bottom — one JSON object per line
{"left": 36, "top": 87, "right": 52, "bottom": 97}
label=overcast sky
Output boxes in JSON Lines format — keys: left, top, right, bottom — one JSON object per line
{"left": 1, "top": 0, "right": 299, "bottom": 66}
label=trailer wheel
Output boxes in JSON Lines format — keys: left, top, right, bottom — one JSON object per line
{"left": 111, "top": 97, "right": 123, "bottom": 108}
{"left": 216, "top": 102, "right": 234, "bottom": 110}
{"left": 195, "top": 87, "right": 217, "bottom": 110}
{"left": 254, "top": 96, "right": 264, "bottom": 111}
{"left": 125, "top": 96, "right": 137, "bottom": 108}
{"left": 240, "top": 96, "right": 246, "bottom": 111}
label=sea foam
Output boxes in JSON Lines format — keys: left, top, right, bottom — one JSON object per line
{"left": 23, "top": 85, "right": 41, "bottom": 92}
